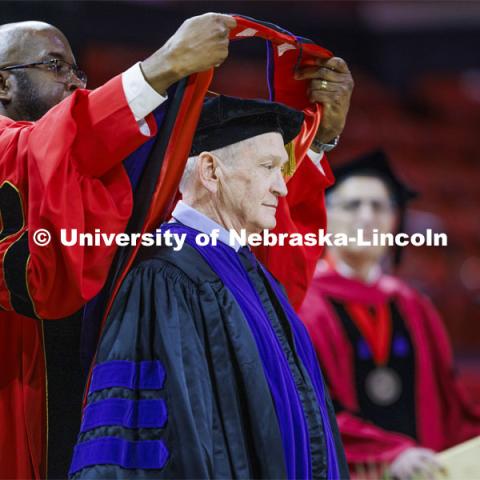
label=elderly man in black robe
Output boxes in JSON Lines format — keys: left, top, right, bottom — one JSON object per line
{"left": 69, "top": 95, "right": 351, "bottom": 479}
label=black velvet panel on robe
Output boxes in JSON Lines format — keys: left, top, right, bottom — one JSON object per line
{"left": 329, "top": 299, "right": 417, "bottom": 440}
{"left": 71, "top": 243, "right": 347, "bottom": 479}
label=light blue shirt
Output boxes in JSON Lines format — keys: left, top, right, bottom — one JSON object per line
{"left": 171, "top": 201, "right": 243, "bottom": 252}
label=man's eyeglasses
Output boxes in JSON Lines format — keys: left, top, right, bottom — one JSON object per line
{"left": 329, "top": 199, "right": 396, "bottom": 215}
{"left": 0, "top": 58, "right": 87, "bottom": 86}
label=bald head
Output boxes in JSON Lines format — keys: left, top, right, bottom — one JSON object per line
{"left": 0, "top": 21, "right": 69, "bottom": 64}
{"left": 0, "top": 21, "right": 81, "bottom": 121}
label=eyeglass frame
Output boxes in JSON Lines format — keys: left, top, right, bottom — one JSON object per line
{"left": 0, "top": 58, "right": 87, "bottom": 86}
{"left": 327, "top": 198, "right": 397, "bottom": 215}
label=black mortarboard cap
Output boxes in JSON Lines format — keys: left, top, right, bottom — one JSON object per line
{"left": 331, "top": 149, "right": 417, "bottom": 207}
{"left": 190, "top": 95, "right": 304, "bottom": 156}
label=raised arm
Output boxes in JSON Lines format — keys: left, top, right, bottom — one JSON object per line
{"left": 0, "top": 13, "right": 236, "bottom": 319}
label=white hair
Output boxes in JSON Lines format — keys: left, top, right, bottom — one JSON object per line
{"left": 179, "top": 155, "right": 198, "bottom": 194}
{"left": 179, "top": 141, "right": 244, "bottom": 194}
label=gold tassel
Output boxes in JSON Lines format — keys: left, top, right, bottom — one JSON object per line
{"left": 282, "top": 141, "right": 297, "bottom": 178}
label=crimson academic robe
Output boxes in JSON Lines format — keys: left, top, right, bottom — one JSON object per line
{"left": 299, "top": 262, "right": 480, "bottom": 468}
{"left": 0, "top": 312, "right": 47, "bottom": 479}
{"left": 0, "top": 75, "right": 158, "bottom": 319}
{"left": 0, "top": 75, "right": 159, "bottom": 479}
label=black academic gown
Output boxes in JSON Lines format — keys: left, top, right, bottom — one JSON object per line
{"left": 70, "top": 243, "right": 347, "bottom": 479}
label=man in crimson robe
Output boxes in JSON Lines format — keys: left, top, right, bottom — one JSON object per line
{"left": 0, "top": 16, "right": 355, "bottom": 479}
{"left": 299, "top": 150, "right": 480, "bottom": 479}
{"left": 0, "top": 15, "right": 237, "bottom": 479}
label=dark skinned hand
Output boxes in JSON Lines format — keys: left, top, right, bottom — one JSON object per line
{"left": 295, "top": 56, "right": 354, "bottom": 147}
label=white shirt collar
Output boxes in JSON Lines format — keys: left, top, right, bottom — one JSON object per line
{"left": 171, "top": 200, "right": 243, "bottom": 252}
{"left": 335, "top": 258, "right": 382, "bottom": 284}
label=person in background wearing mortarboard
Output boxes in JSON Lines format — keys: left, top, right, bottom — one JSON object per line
{"left": 69, "top": 96, "right": 350, "bottom": 480}
{"left": 299, "top": 150, "right": 480, "bottom": 479}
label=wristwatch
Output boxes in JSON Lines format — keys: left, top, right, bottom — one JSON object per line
{"left": 312, "top": 135, "right": 340, "bottom": 153}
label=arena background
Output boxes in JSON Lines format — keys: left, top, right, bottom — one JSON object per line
{"left": 3, "top": 0, "right": 480, "bottom": 397}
